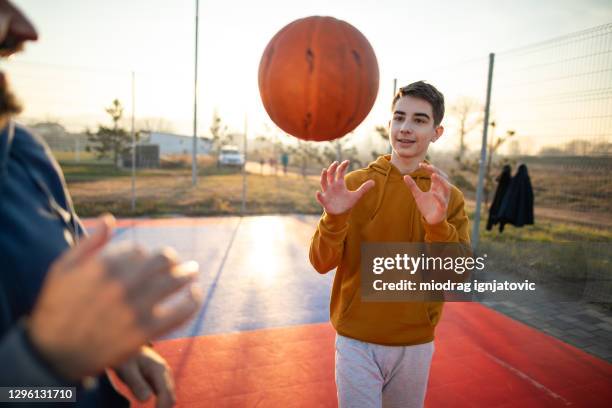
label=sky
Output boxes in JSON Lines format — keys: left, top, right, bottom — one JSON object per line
{"left": 3, "top": 0, "right": 612, "bottom": 154}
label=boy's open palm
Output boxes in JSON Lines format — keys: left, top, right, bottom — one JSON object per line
{"left": 403, "top": 163, "right": 451, "bottom": 225}
{"left": 316, "top": 160, "right": 375, "bottom": 215}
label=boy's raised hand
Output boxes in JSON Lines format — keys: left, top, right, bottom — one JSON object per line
{"left": 316, "top": 160, "right": 375, "bottom": 215}
{"left": 403, "top": 162, "right": 451, "bottom": 225}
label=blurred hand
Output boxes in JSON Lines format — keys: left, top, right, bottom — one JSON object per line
{"left": 115, "top": 347, "right": 175, "bottom": 408}
{"left": 315, "top": 160, "right": 375, "bottom": 215}
{"left": 403, "top": 162, "right": 451, "bottom": 225}
{"left": 28, "top": 215, "right": 202, "bottom": 381}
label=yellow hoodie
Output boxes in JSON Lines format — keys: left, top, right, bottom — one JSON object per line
{"left": 309, "top": 155, "right": 471, "bottom": 346}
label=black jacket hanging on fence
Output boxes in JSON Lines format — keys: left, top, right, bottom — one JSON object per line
{"left": 486, "top": 164, "right": 512, "bottom": 231}
{"left": 487, "top": 164, "right": 534, "bottom": 232}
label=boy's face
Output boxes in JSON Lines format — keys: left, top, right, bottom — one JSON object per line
{"left": 388, "top": 95, "right": 443, "bottom": 160}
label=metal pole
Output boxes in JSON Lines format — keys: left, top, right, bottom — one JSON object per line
{"left": 389, "top": 78, "right": 397, "bottom": 154}
{"left": 130, "top": 71, "right": 136, "bottom": 212}
{"left": 471, "top": 53, "right": 495, "bottom": 250}
{"left": 241, "top": 114, "right": 248, "bottom": 215}
{"left": 75, "top": 136, "right": 80, "bottom": 163}
{"left": 192, "top": 0, "right": 199, "bottom": 186}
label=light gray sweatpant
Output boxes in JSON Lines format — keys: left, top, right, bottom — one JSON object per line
{"left": 335, "top": 334, "right": 434, "bottom": 408}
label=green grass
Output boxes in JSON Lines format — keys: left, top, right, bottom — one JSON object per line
{"left": 465, "top": 207, "right": 612, "bottom": 243}
{"left": 470, "top": 209, "right": 611, "bottom": 308}
{"left": 61, "top": 162, "right": 131, "bottom": 181}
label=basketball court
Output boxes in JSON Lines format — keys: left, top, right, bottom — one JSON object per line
{"left": 85, "top": 216, "right": 612, "bottom": 407}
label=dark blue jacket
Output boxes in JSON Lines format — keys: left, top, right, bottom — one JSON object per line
{"left": 0, "top": 122, "right": 128, "bottom": 406}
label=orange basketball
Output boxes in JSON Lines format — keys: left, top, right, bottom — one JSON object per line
{"left": 258, "top": 16, "right": 379, "bottom": 142}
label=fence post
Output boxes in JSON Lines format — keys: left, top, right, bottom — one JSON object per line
{"left": 241, "top": 114, "right": 248, "bottom": 215}
{"left": 192, "top": 0, "right": 199, "bottom": 187}
{"left": 130, "top": 71, "right": 136, "bottom": 213}
{"left": 471, "top": 53, "right": 495, "bottom": 251}
{"left": 75, "top": 136, "right": 80, "bottom": 162}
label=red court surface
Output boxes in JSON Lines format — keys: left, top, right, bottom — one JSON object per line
{"left": 116, "top": 303, "right": 612, "bottom": 408}
{"left": 90, "top": 217, "right": 611, "bottom": 407}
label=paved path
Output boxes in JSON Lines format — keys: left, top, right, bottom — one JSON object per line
{"left": 484, "top": 300, "right": 612, "bottom": 362}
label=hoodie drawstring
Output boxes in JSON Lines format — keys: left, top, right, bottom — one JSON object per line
{"left": 370, "top": 165, "right": 391, "bottom": 220}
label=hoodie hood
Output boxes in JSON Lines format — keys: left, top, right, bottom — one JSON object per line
{"left": 368, "top": 155, "right": 432, "bottom": 180}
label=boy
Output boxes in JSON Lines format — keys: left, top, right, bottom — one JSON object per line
{"left": 310, "top": 81, "right": 470, "bottom": 407}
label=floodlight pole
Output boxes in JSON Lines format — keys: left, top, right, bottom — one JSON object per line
{"left": 192, "top": 0, "right": 199, "bottom": 186}
{"left": 471, "top": 53, "right": 495, "bottom": 251}
{"left": 130, "top": 71, "right": 136, "bottom": 212}
{"left": 241, "top": 114, "right": 248, "bottom": 215}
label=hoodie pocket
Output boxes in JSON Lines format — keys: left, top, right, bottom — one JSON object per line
{"left": 339, "top": 297, "right": 433, "bottom": 329}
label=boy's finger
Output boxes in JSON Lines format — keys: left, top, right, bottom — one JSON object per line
{"left": 336, "top": 160, "right": 350, "bottom": 183}
{"left": 419, "top": 163, "right": 449, "bottom": 181}
{"left": 432, "top": 190, "right": 448, "bottom": 208}
{"left": 403, "top": 175, "right": 423, "bottom": 198}
{"left": 327, "top": 161, "right": 339, "bottom": 186}
{"left": 432, "top": 173, "right": 451, "bottom": 194}
{"left": 315, "top": 191, "right": 326, "bottom": 207}
{"left": 320, "top": 169, "right": 328, "bottom": 192}
{"left": 354, "top": 179, "right": 375, "bottom": 198}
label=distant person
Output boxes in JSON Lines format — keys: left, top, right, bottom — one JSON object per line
{"left": 310, "top": 82, "right": 470, "bottom": 407}
{"left": 259, "top": 157, "right": 265, "bottom": 174}
{"left": 0, "top": 1, "right": 201, "bottom": 407}
{"left": 281, "top": 152, "right": 289, "bottom": 175}
{"left": 269, "top": 157, "right": 278, "bottom": 175}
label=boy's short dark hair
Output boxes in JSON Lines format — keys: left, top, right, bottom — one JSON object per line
{"left": 392, "top": 81, "right": 445, "bottom": 126}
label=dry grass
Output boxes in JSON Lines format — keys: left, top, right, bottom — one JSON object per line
{"left": 68, "top": 170, "right": 321, "bottom": 217}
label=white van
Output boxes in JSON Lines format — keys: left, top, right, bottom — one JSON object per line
{"left": 218, "top": 145, "right": 245, "bottom": 167}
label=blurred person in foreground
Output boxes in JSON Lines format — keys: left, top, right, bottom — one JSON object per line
{"left": 0, "top": 1, "right": 202, "bottom": 406}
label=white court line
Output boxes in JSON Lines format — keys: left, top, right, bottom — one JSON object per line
{"left": 483, "top": 351, "right": 572, "bottom": 406}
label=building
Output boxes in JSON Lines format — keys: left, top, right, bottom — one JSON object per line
{"left": 140, "top": 131, "right": 213, "bottom": 156}
{"left": 29, "top": 122, "right": 90, "bottom": 153}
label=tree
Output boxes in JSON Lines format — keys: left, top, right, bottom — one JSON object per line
{"left": 539, "top": 146, "right": 564, "bottom": 156}
{"left": 457, "top": 122, "right": 517, "bottom": 209}
{"left": 322, "top": 134, "right": 363, "bottom": 170}
{"left": 483, "top": 123, "right": 515, "bottom": 207}
{"left": 209, "top": 110, "right": 229, "bottom": 154}
{"left": 449, "top": 97, "right": 483, "bottom": 166}
{"left": 375, "top": 125, "right": 389, "bottom": 142}
{"left": 564, "top": 139, "right": 592, "bottom": 156}
{"left": 290, "top": 141, "right": 325, "bottom": 177}
{"left": 372, "top": 125, "right": 390, "bottom": 159}
{"left": 87, "top": 99, "right": 131, "bottom": 168}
